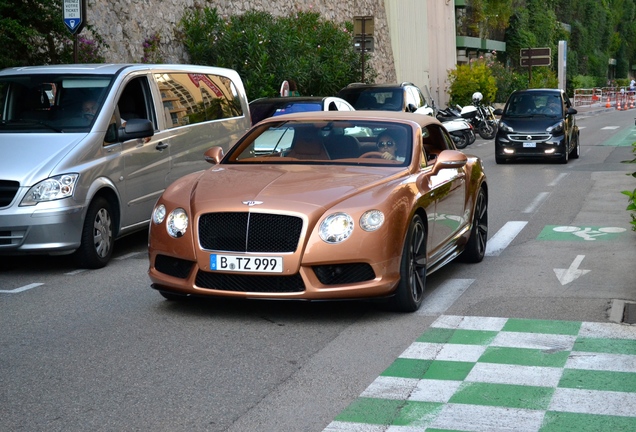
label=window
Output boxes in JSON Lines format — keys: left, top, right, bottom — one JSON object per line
{"left": 154, "top": 73, "right": 244, "bottom": 129}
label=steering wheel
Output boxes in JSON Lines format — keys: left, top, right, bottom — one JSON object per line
{"left": 360, "top": 151, "right": 387, "bottom": 159}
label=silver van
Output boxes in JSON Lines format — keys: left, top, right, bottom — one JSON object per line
{"left": 0, "top": 64, "right": 251, "bottom": 268}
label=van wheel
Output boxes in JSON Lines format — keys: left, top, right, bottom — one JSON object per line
{"left": 388, "top": 215, "right": 427, "bottom": 312}
{"left": 74, "top": 197, "right": 114, "bottom": 269}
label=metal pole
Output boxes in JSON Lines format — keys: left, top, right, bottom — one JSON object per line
{"left": 361, "top": 19, "right": 366, "bottom": 83}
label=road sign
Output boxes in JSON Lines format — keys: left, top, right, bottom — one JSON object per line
{"left": 520, "top": 48, "right": 551, "bottom": 58}
{"left": 521, "top": 56, "right": 552, "bottom": 67}
{"left": 63, "top": 0, "right": 86, "bottom": 35}
{"left": 354, "top": 36, "right": 374, "bottom": 52}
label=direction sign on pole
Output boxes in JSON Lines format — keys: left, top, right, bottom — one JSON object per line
{"left": 63, "top": 0, "right": 86, "bottom": 35}
{"left": 520, "top": 48, "right": 551, "bottom": 58}
{"left": 521, "top": 57, "right": 552, "bottom": 67}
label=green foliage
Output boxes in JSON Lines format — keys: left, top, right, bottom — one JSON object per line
{"left": 623, "top": 142, "right": 636, "bottom": 232}
{"left": 0, "top": 0, "right": 107, "bottom": 67}
{"left": 179, "top": 8, "right": 372, "bottom": 99}
{"left": 141, "top": 33, "right": 163, "bottom": 64}
{"left": 489, "top": 60, "right": 526, "bottom": 102}
{"left": 448, "top": 58, "right": 498, "bottom": 106}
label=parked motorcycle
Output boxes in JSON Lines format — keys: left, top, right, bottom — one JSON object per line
{"left": 457, "top": 92, "right": 498, "bottom": 140}
{"left": 436, "top": 107, "right": 475, "bottom": 149}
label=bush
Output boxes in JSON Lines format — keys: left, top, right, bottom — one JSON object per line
{"left": 448, "top": 58, "right": 498, "bottom": 106}
{"left": 623, "top": 141, "right": 636, "bottom": 231}
{"left": 179, "top": 8, "right": 373, "bottom": 99}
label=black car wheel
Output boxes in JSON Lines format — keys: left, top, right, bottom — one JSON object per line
{"left": 458, "top": 188, "right": 488, "bottom": 263}
{"left": 389, "top": 214, "right": 427, "bottom": 312}
{"left": 559, "top": 142, "right": 569, "bottom": 164}
{"left": 569, "top": 132, "right": 580, "bottom": 159}
{"left": 74, "top": 196, "right": 114, "bottom": 269}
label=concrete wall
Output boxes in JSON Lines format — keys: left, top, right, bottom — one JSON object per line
{"left": 87, "top": 0, "right": 397, "bottom": 83}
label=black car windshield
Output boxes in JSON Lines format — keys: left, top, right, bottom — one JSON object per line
{"left": 505, "top": 92, "right": 563, "bottom": 117}
{"left": 250, "top": 101, "right": 322, "bottom": 124}
{"left": 340, "top": 88, "right": 404, "bottom": 111}
{"left": 226, "top": 120, "right": 412, "bottom": 166}
{"left": 0, "top": 74, "right": 113, "bottom": 133}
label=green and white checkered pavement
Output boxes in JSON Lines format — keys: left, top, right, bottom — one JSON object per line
{"left": 325, "top": 315, "right": 636, "bottom": 432}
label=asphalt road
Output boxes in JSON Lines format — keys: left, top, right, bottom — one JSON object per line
{"left": 1, "top": 107, "right": 635, "bottom": 432}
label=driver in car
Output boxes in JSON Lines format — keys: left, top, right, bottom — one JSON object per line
{"left": 376, "top": 131, "right": 405, "bottom": 161}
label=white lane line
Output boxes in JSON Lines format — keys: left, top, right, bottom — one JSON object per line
{"left": 548, "top": 173, "right": 569, "bottom": 187}
{"left": 485, "top": 221, "right": 527, "bottom": 256}
{"left": 66, "top": 269, "right": 87, "bottom": 275}
{"left": 523, "top": 191, "right": 550, "bottom": 213}
{"left": 0, "top": 283, "right": 45, "bottom": 294}
{"left": 417, "top": 279, "right": 474, "bottom": 316}
{"left": 601, "top": 126, "right": 620, "bottom": 130}
{"left": 116, "top": 251, "right": 143, "bottom": 260}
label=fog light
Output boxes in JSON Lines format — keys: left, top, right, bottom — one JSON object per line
{"left": 503, "top": 148, "right": 515, "bottom": 154}
{"left": 545, "top": 148, "right": 556, "bottom": 154}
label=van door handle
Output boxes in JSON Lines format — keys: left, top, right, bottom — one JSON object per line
{"left": 155, "top": 142, "right": 169, "bottom": 151}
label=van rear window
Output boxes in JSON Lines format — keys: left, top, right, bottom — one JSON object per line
{"left": 154, "top": 73, "right": 244, "bottom": 129}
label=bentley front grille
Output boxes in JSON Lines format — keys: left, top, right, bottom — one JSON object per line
{"left": 195, "top": 270, "right": 305, "bottom": 293}
{"left": 198, "top": 212, "right": 303, "bottom": 253}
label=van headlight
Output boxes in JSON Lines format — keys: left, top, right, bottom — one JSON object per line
{"left": 166, "top": 208, "right": 188, "bottom": 238}
{"left": 20, "top": 174, "right": 79, "bottom": 206}
{"left": 319, "top": 212, "right": 354, "bottom": 243}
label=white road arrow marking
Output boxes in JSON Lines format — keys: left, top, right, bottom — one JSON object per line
{"left": 554, "top": 255, "right": 590, "bottom": 285}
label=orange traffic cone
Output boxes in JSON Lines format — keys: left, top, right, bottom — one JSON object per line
{"left": 606, "top": 97, "right": 611, "bottom": 108}
{"left": 617, "top": 98, "right": 622, "bottom": 110}
{"left": 630, "top": 97, "right": 635, "bottom": 109}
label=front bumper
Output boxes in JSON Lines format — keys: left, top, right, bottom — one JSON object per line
{"left": 495, "top": 133, "right": 566, "bottom": 159}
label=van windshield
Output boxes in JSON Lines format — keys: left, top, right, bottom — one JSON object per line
{"left": 0, "top": 74, "right": 113, "bottom": 133}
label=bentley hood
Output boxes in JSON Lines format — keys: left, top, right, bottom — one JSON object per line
{"left": 188, "top": 164, "right": 399, "bottom": 213}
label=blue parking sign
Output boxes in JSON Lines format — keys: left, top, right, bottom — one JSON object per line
{"left": 63, "top": 0, "right": 85, "bottom": 34}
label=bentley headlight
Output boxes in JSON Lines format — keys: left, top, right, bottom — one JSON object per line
{"left": 319, "top": 212, "right": 354, "bottom": 243}
{"left": 360, "top": 210, "right": 384, "bottom": 232}
{"left": 166, "top": 208, "right": 188, "bottom": 238}
{"left": 20, "top": 174, "right": 79, "bottom": 206}
{"left": 547, "top": 120, "right": 564, "bottom": 134}
{"left": 152, "top": 204, "right": 166, "bottom": 224}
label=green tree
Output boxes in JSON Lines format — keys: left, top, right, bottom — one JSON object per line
{"left": 179, "top": 8, "right": 371, "bottom": 99}
{"left": 448, "top": 58, "right": 498, "bottom": 105}
{"left": 0, "top": 0, "right": 106, "bottom": 68}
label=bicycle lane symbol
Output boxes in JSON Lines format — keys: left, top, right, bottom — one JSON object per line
{"left": 538, "top": 225, "right": 627, "bottom": 241}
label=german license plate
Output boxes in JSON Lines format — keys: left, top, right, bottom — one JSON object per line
{"left": 210, "top": 254, "right": 283, "bottom": 273}
{"left": 523, "top": 142, "right": 536, "bottom": 148}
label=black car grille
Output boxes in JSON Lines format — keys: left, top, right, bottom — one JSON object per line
{"left": 199, "top": 212, "right": 303, "bottom": 253}
{"left": 154, "top": 254, "right": 195, "bottom": 279}
{"left": 313, "top": 263, "right": 376, "bottom": 285}
{"left": 0, "top": 180, "right": 19, "bottom": 207}
{"left": 195, "top": 270, "right": 305, "bottom": 293}
{"left": 509, "top": 134, "right": 550, "bottom": 142}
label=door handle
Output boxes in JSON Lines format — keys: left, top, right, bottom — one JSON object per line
{"left": 155, "top": 142, "right": 169, "bottom": 151}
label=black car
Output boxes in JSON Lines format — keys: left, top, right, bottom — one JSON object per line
{"left": 249, "top": 96, "right": 354, "bottom": 125}
{"left": 494, "top": 89, "right": 580, "bottom": 164}
{"left": 337, "top": 82, "right": 433, "bottom": 115}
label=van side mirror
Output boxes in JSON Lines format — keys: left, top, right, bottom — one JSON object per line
{"left": 406, "top": 104, "right": 417, "bottom": 113}
{"left": 567, "top": 107, "right": 577, "bottom": 115}
{"left": 118, "top": 119, "right": 154, "bottom": 142}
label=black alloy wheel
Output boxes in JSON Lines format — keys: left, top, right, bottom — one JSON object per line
{"left": 459, "top": 188, "right": 488, "bottom": 263}
{"left": 390, "top": 214, "right": 427, "bottom": 312}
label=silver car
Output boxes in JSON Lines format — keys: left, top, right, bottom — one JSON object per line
{"left": 0, "top": 64, "right": 251, "bottom": 268}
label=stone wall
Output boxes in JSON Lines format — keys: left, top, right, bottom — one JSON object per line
{"left": 88, "top": 0, "right": 396, "bottom": 83}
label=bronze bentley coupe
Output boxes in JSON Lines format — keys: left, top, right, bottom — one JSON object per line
{"left": 148, "top": 111, "right": 488, "bottom": 312}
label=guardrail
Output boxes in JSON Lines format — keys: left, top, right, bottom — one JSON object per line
{"left": 574, "top": 87, "right": 636, "bottom": 110}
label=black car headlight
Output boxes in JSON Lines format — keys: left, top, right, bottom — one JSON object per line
{"left": 547, "top": 120, "right": 564, "bottom": 134}
{"left": 499, "top": 121, "right": 513, "bottom": 133}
